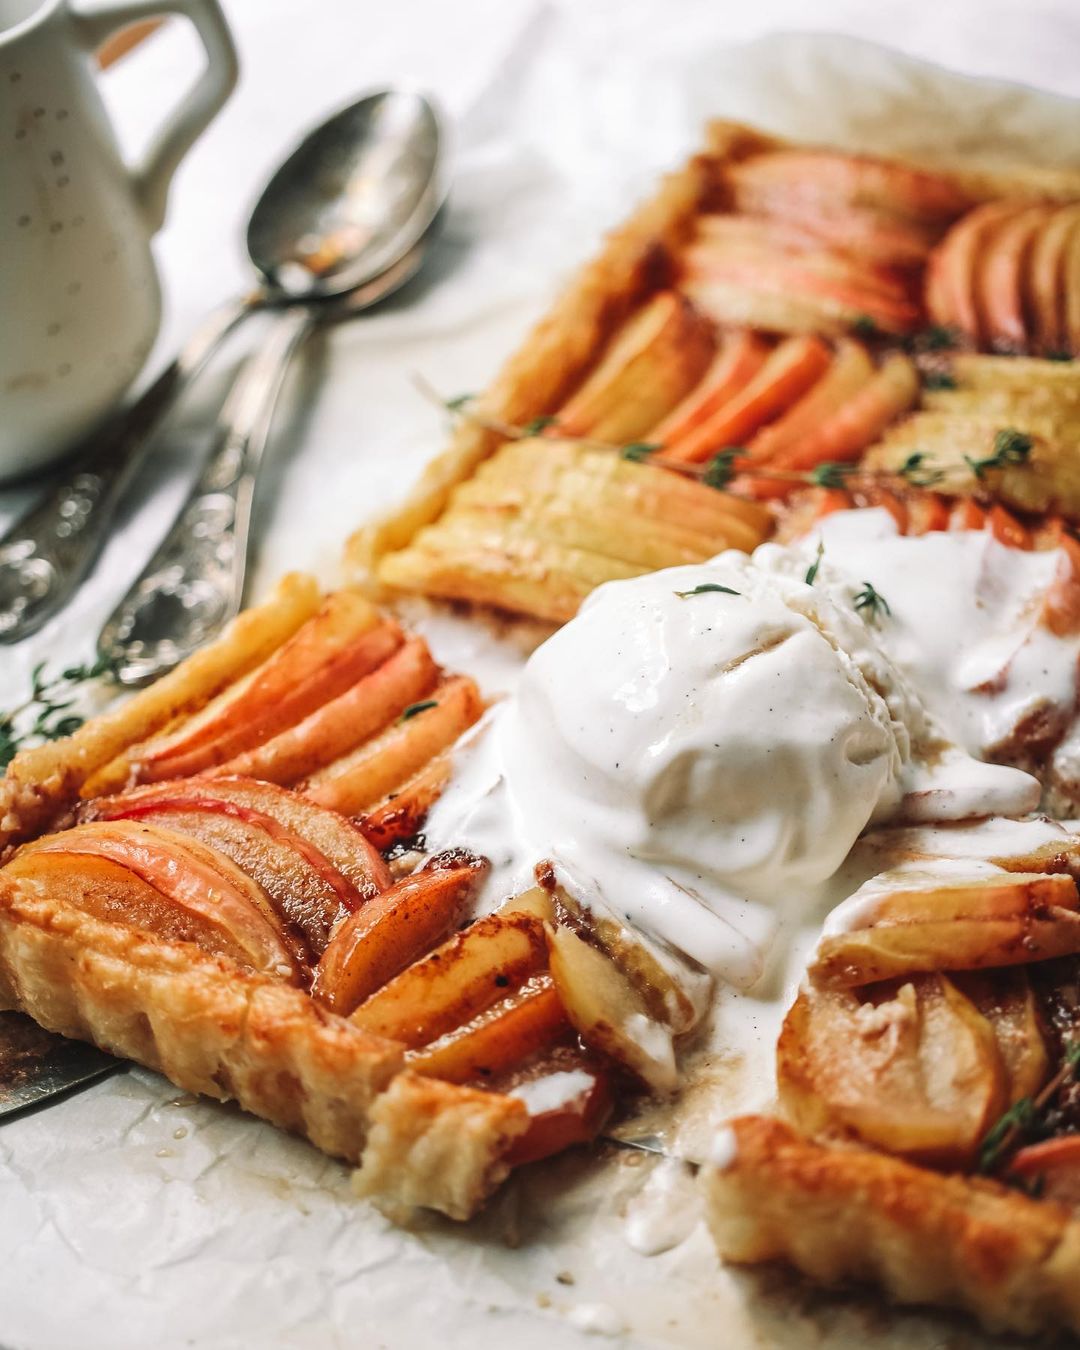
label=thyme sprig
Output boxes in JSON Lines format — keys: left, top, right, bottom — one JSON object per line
{"left": 964, "top": 428, "right": 1033, "bottom": 481}
{"left": 399, "top": 699, "right": 438, "bottom": 723}
{"left": 804, "top": 541, "right": 825, "bottom": 587}
{"left": 978, "top": 1040, "right": 1080, "bottom": 1176}
{"left": 673, "top": 583, "right": 742, "bottom": 599}
{"left": 0, "top": 654, "right": 119, "bottom": 770}
{"left": 853, "top": 581, "right": 891, "bottom": 622}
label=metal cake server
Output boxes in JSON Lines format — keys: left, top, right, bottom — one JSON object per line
{"left": 0, "top": 1012, "right": 122, "bottom": 1121}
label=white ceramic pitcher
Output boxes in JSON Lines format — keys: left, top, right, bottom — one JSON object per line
{"left": 0, "top": 0, "right": 237, "bottom": 481}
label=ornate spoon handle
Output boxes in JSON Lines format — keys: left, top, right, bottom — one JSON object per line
{"left": 98, "top": 305, "right": 315, "bottom": 685}
{"left": 0, "top": 294, "right": 259, "bottom": 644}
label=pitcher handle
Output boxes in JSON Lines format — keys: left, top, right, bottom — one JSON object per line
{"left": 72, "top": 0, "right": 238, "bottom": 233}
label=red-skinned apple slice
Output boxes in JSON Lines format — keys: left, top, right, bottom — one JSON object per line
{"left": 130, "top": 597, "right": 397, "bottom": 782}
{"left": 93, "top": 775, "right": 392, "bottom": 900}
{"left": 1027, "top": 205, "right": 1080, "bottom": 355}
{"left": 502, "top": 1053, "right": 614, "bottom": 1165}
{"left": 727, "top": 151, "right": 971, "bottom": 226}
{"left": 311, "top": 852, "right": 489, "bottom": 1015}
{"left": 303, "top": 675, "right": 484, "bottom": 817}
{"left": 651, "top": 330, "right": 770, "bottom": 446}
{"left": 218, "top": 634, "right": 438, "bottom": 787}
{"left": 925, "top": 201, "right": 1022, "bottom": 345}
{"left": 977, "top": 203, "right": 1050, "bottom": 352}
{"left": 664, "top": 335, "right": 831, "bottom": 464}
{"left": 14, "top": 820, "right": 302, "bottom": 979}
{"left": 358, "top": 751, "right": 452, "bottom": 850}
{"left": 685, "top": 233, "right": 913, "bottom": 305}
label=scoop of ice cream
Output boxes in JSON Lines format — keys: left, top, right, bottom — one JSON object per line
{"left": 494, "top": 553, "right": 1039, "bottom": 984}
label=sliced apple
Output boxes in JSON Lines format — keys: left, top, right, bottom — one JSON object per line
{"left": 664, "top": 335, "right": 831, "bottom": 464}
{"left": 546, "top": 922, "right": 677, "bottom": 1092}
{"left": 987, "top": 503, "right": 1031, "bottom": 550}
{"left": 924, "top": 200, "right": 1024, "bottom": 345}
{"left": 954, "top": 969, "right": 1049, "bottom": 1105}
{"left": 130, "top": 594, "right": 392, "bottom": 782}
{"left": 553, "top": 291, "right": 715, "bottom": 443}
{"left": 727, "top": 151, "right": 971, "bottom": 225}
{"left": 219, "top": 634, "right": 437, "bottom": 786}
{"left": 683, "top": 275, "right": 860, "bottom": 337}
{"left": 504, "top": 1053, "right": 614, "bottom": 1165}
{"left": 1065, "top": 216, "right": 1080, "bottom": 357}
{"left": 651, "top": 330, "right": 770, "bottom": 445}
{"left": 977, "top": 203, "right": 1050, "bottom": 352}
{"left": 810, "top": 867, "right": 1080, "bottom": 989}
{"left": 311, "top": 852, "right": 489, "bottom": 1015}
{"left": 405, "top": 972, "right": 571, "bottom": 1084}
{"left": 13, "top": 821, "right": 302, "bottom": 979}
{"left": 303, "top": 674, "right": 484, "bottom": 816}
{"left": 359, "top": 752, "right": 452, "bottom": 851}
{"left": 349, "top": 890, "right": 554, "bottom": 1045}
{"left": 778, "top": 974, "right": 1007, "bottom": 1167}
{"left": 904, "top": 492, "right": 950, "bottom": 534}
{"left": 1027, "top": 205, "right": 1080, "bottom": 355}
{"left": 744, "top": 339, "right": 873, "bottom": 463}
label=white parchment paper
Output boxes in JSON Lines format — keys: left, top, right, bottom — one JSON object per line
{"left": 3, "top": 4, "right": 1080, "bottom": 1346}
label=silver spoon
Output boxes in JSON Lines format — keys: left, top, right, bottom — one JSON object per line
{"left": 0, "top": 88, "right": 444, "bottom": 645}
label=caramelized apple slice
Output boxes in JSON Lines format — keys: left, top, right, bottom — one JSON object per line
{"left": 1029, "top": 205, "right": 1080, "bottom": 355}
{"left": 811, "top": 868, "right": 1080, "bottom": 988}
{"left": 350, "top": 890, "right": 554, "bottom": 1045}
{"left": 358, "top": 752, "right": 452, "bottom": 850}
{"left": 665, "top": 335, "right": 831, "bottom": 463}
{"left": 311, "top": 852, "right": 489, "bottom": 1015}
{"left": 503, "top": 1052, "right": 615, "bottom": 1165}
{"left": 954, "top": 969, "right": 1049, "bottom": 1105}
{"left": 978, "top": 204, "right": 1050, "bottom": 352}
{"left": 778, "top": 975, "right": 1007, "bottom": 1167}
{"left": 547, "top": 922, "right": 676, "bottom": 1092}
{"left": 743, "top": 339, "right": 873, "bottom": 464}
{"left": 219, "top": 633, "right": 436, "bottom": 786}
{"left": 303, "top": 674, "right": 485, "bottom": 816}
{"left": 554, "top": 291, "right": 715, "bottom": 443}
{"left": 130, "top": 594, "right": 391, "bottom": 781}
{"left": 13, "top": 821, "right": 301, "bottom": 979}
{"left": 1065, "top": 218, "right": 1080, "bottom": 357}
{"left": 651, "top": 330, "right": 770, "bottom": 445}
{"left": 406, "top": 972, "right": 570, "bottom": 1083}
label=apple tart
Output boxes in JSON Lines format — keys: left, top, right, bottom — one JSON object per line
{"left": 348, "top": 120, "right": 1080, "bottom": 623}
{"left": 0, "top": 576, "right": 677, "bottom": 1221}
{"left": 704, "top": 816, "right": 1080, "bottom": 1338}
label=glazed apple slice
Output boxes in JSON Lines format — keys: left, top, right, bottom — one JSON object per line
{"left": 1065, "top": 217, "right": 1080, "bottom": 358}
{"left": 13, "top": 820, "right": 302, "bottom": 979}
{"left": 977, "top": 203, "right": 1050, "bottom": 353}
{"left": 554, "top": 291, "right": 715, "bottom": 443}
{"left": 90, "top": 775, "right": 391, "bottom": 905}
{"left": 502, "top": 1052, "right": 614, "bottom": 1165}
{"left": 219, "top": 634, "right": 438, "bottom": 786}
{"left": 311, "top": 852, "right": 489, "bottom": 1015}
{"left": 350, "top": 889, "right": 554, "bottom": 1045}
{"left": 743, "top": 338, "right": 873, "bottom": 465}
{"left": 1027, "top": 205, "right": 1080, "bottom": 355}
{"left": 651, "top": 330, "right": 770, "bottom": 446}
{"left": 358, "top": 752, "right": 452, "bottom": 850}
{"left": 303, "top": 674, "right": 485, "bottom": 816}
{"left": 726, "top": 151, "right": 971, "bottom": 226}
{"left": 664, "top": 335, "right": 831, "bottom": 463}
{"left": 130, "top": 595, "right": 396, "bottom": 782}
{"left": 685, "top": 234, "right": 914, "bottom": 306}
{"left": 924, "top": 200, "right": 1022, "bottom": 345}
{"left": 405, "top": 972, "right": 571, "bottom": 1084}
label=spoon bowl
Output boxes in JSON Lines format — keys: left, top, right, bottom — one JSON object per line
{"left": 246, "top": 90, "right": 444, "bottom": 300}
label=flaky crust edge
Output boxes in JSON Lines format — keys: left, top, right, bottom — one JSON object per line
{"left": 703, "top": 1114, "right": 1080, "bottom": 1338}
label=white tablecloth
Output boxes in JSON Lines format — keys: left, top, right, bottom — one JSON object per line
{"left": 3, "top": 4, "right": 1080, "bottom": 1348}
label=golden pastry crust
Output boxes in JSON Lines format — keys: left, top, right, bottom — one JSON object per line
{"left": 0, "top": 875, "right": 403, "bottom": 1161}
{"left": 0, "top": 573, "right": 320, "bottom": 854}
{"left": 352, "top": 1072, "right": 529, "bottom": 1221}
{"left": 703, "top": 1115, "right": 1080, "bottom": 1338}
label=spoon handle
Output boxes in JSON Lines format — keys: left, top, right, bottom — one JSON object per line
{"left": 98, "top": 305, "right": 316, "bottom": 685}
{"left": 0, "top": 293, "right": 258, "bottom": 645}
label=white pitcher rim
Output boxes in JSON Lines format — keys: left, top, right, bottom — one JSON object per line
{"left": 0, "top": 0, "right": 65, "bottom": 46}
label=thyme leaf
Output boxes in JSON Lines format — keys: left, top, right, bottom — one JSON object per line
{"left": 804, "top": 541, "right": 825, "bottom": 587}
{"left": 520, "top": 415, "right": 559, "bottom": 437}
{"left": 922, "top": 371, "right": 957, "bottom": 391}
{"left": 673, "top": 583, "right": 742, "bottom": 599}
{"left": 810, "top": 461, "right": 853, "bottom": 490}
{"left": 620, "top": 442, "right": 660, "bottom": 463}
{"left": 964, "top": 428, "right": 1033, "bottom": 480}
{"left": 700, "top": 448, "right": 741, "bottom": 491}
{"left": 444, "top": 393, "right": 475, "bottom": 413}
{"left": 0, "top": 655, "right": 119, "bottom": 768}
{"left": 853, "top": 581, "right": 891, "bottom": 622}
{"left": 897, "top": 451, "right": 945, "bottom": 488}
{"left": 400, "top": 699, "right": 438, "bottom": 722}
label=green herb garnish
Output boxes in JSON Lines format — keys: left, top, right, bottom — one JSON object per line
{"left": 673, "top": 583, "right": 742, "bottom": 599}
{"left": 620, "top": 442, "right": 660, "bottom": 463}
{"left": 853, "top": 581, "right": 891, "bottom": 622}
{"left": 699, "top": 448, "right": 741, "bottom": 491}
{"left": 0, "top": 654, "right": 118, "bottom": 770}
{"left": 964, "top": 428, "right": 1033, "bottom": 480}
{"left": 897, "top": 451, "right": 944, "bottom": 488}
{"left": 851, "top": 315, "right": 879, "bottom": 338}
{"left": 520, "top": 415, "right": 559, "bottom": 437}
{"left": 444, "top": 393, "right": 475, "bottom": 413}
{"left": 804, "top": 541, "right": 825, "bottom": 587}
{"left": 810, "top": 461, "right": 853, "bottom": 490}
{"left": 399, "top": 699, "right": 438, "bottom": 722}
{"left": 923, "top": 371, "right": 956, "bottom": 391}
